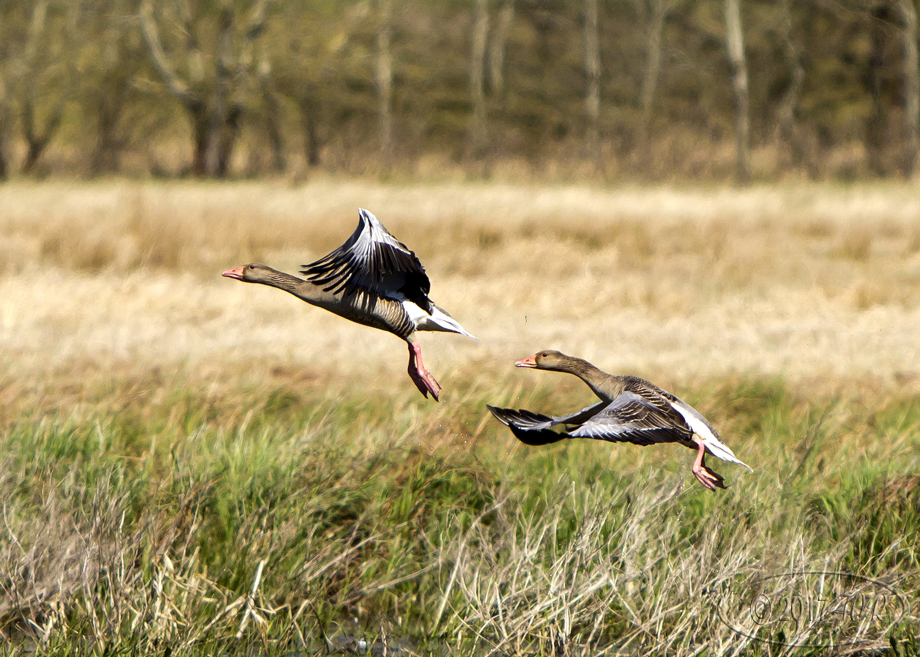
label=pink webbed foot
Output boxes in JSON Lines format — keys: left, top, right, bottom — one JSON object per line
{"left": 691, "top": 441, "right": 726, "bottom": 491}
{"left": 407, "top": 342, "right": 441, "bottom": 401}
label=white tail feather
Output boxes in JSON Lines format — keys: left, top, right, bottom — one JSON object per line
{"left": 702, "top": 437, "right": 753, "bottom": 471}
{"left": 672, "top": 401, "right": 753, "bottom": 471}
{"left": 426, "top": 305, "right": 478, "bottom": 340}
{"left": 403, "top": 300, "right": 478, "bottom": 340}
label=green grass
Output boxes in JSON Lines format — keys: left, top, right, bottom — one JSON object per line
{"left": 0, "top": 373, "right": 918, "bottom": 655}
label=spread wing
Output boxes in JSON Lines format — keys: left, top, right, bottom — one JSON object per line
{"left": 567, "top": 391, "right": 694, "bottom": 447}
{"left": 301, "top": 209, "right": 432, "bottom": 311}
{"left": 487, "top": 402, "right": 607, "bottom": 446}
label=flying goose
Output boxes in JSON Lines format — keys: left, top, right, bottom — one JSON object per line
{"left": 487, "top": 350, "right": 752, "bottom": 490}
{"left": 222, "top": 208, "right": 476, "bottom": 400}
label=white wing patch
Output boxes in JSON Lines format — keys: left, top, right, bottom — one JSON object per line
{"left": 397, "top": 297, "right": 477, "bottom": 339}
{"left": 670, "top": 401, "right": 752, "bottom": 471}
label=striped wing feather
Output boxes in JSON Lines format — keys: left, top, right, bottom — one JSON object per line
{"left": 567, "top": 391, "right": 694, "bottom": 447}
{"left": 301, "top": 209, "right": 432, "bottom": 311}
{"left": 486, "top": 405, "right": 566, "bottom": 446}
{"left": 489, "top": 389, "right": 695, "bottom": 449}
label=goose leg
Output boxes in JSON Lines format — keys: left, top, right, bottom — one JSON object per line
{"left": 691, "top": 440, "right": 726, "bottom": 490}
{"left": 407, "top": 342, "right": 441, "bottom": 402}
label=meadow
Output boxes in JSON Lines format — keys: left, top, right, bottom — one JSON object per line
{"left": 0, "top": 180, "right": 918, "bottom": 655}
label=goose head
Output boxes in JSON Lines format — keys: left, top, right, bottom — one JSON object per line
{"left": 515, "top": 350, "right": 575, "bottom": 372}
{"left": 222, "top": 263, "right": 287, "bottom": 286}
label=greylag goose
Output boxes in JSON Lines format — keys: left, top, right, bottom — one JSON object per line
{"left": 487, "top": 350, "right": 752, "bottom": 490}
{"left": 222, "top": 208, "right": 475, "bottom": 401}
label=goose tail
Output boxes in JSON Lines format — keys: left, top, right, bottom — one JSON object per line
{"left": 703, "top": 438, "right": 753, "bottom": 472}
{"left": 423, "top": 305, "right": 478, "bottom": 340}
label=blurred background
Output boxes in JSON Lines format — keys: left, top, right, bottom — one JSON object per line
{"left": 0, "top": 0, "right": 919, "bottom": 183}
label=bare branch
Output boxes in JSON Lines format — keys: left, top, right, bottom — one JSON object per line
{"left": 17, "top": 0, "right": 76, "bottom": 173}
{"left": 139, "top": 0, "right": 195, "bottom": 106}
{"left": 244, "top": 0, "right": 269, "bottom": 43}
{"left": 235, "top": 0, "right": 270, "bottom": 88}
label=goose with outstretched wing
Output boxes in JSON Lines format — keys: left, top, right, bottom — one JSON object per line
{"left": 223, "top": 209, "right": 475, "bottom": 400}
{"left": 488, "top": 350, "right": 751, "bottom": 490}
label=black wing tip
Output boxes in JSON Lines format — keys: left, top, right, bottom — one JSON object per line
{"left": 486, "top": 404, "right": 513, "bottom": 426}
{"left": 487, "top": 405, "right": 567, "bottom": 446}
{"left": 487, "top": 406, "right": 554, "bottom": 425}
{"left": 510, "top": 425, "right": 567, "bottom": 446}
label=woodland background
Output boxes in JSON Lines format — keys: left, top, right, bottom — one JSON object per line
{"left": 1, "top": 0, "right": 920, "bottom": 182}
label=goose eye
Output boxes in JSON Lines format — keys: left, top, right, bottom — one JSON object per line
{"left": 249, "top": 264, "right": 255, "bottom": 269}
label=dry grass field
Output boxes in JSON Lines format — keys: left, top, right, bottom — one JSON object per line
{"left": 0, "top": 180, "right": 918, "bottom": 655}
{"left": 3, "top": 180, "right": 920, "bottom": 389}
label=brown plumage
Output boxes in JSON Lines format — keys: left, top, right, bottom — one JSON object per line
{"left": 487, "top": 350, "right": 752, "bottom": 490}
{"left": 222, "top": 209, "right": 475, "bottom": 400}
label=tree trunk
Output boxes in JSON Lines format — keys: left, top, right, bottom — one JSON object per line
{"left": 258, "top": 52, "right": 286, "bottom": 173}
{"left": 898, "top": 0, "right": 920, "bottom": 176}
{"left": 299, "top": 94, "right": 322, "bottom": 168}
{"left": 469, "top": 0, "right": 490, "bottom": 163}
{"left": 640, "top": 0, "right": 669, "bottom": 128}
{"left": 90, "top": 95, "right": 121, "bottom": 175}
{"left": 190, "top": 103, "right": 210, "bottom": 177}
{"left": 205, "top": 5, "right": 234, "bottom": 177}
{"left": 724, "top": 0, "right": 750, "bottom": 182}
{"left": 376, "top": 0, "right": 393, "bottom": 170}
{"left": 263, "top": 94, "right": 286, "bottom": 173}
{"left": 215, "top": 105, "right": 242, "bottom": 178}
{"left": 139, "top": 0, "right": 266, "bottom": 178}
{"left": 489, "top": 0, "right": 514, "bottom": 95}
{"left": 584, "top": 0, "right": 601, "bottom": 167}
{"left": 0, "top": 74, "right": 8, "bottom": 180}
{"left": 21, "top": 96, "right": 64, "bottom": 174}
{"left": 18, "top": 0, "right": 69, "bottom": 175}
{"left": 866, "top": 3, "right": 891, "bottom": 176}
{"left": 0, "top": 110, "right": 7, "bottom": 180}
{"left": 775, "top": 0, "right": 810, "bottom": 176}
{"left": 87, "top": 2, "right": 135, "bottom": 177}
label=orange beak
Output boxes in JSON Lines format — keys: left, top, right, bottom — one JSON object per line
{"left": 222, "top": 265, "right": 245, "bottom": 280}
{"left": 515, "top": 355, "right": 538, "bottom": 368}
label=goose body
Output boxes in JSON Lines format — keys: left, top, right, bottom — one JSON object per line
{"left": 487, "top": 350, "right": 751, "bottom": 490}
{"left": 223, "top": 209, "right": 475, "bottom": 400}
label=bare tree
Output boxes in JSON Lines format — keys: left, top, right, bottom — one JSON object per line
{"left": 139, "top": 0, "right": 268, "bottom": 177}
{"left": 583, "top": 0, "right": 601, "bottom": 168}
{"left": 469, "top": 0, "right": 490, "bottom": 162}
{"left": 270, "top": 3, "right": 370, "bottom": 174}
{"left": 80, "top": 0, "right": 147, "bottom": 175}
{"left": 774, "top": 0, "right": 810, "bottom": 175}
{"left": 12, "top": 0, "right": 80, "bottom": 174}
{"left": 256, "top": 44, "right": 285, "bottom": 174}
{"left": 376, "top": 0, "right": 393, "bottom": 170}
{"left": 864, "top": 2, "right": 894, "bottom": 176}
{"left": 897, "top": 0, "right": 919, "bottom": 176}
{"left": 724, "top": 0, "right": 750, "bottom": 181}
{"left": 640, "top": 0, "right": 672, "bottom": 130}
{"left": 488, "top": 0, "right": 514, "bottom": 95}
{"left": 0, "top": 74, "right": 8, "bottom": 180}
{"left": 0, "top": 9, "right": 9, "bottom": 180}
